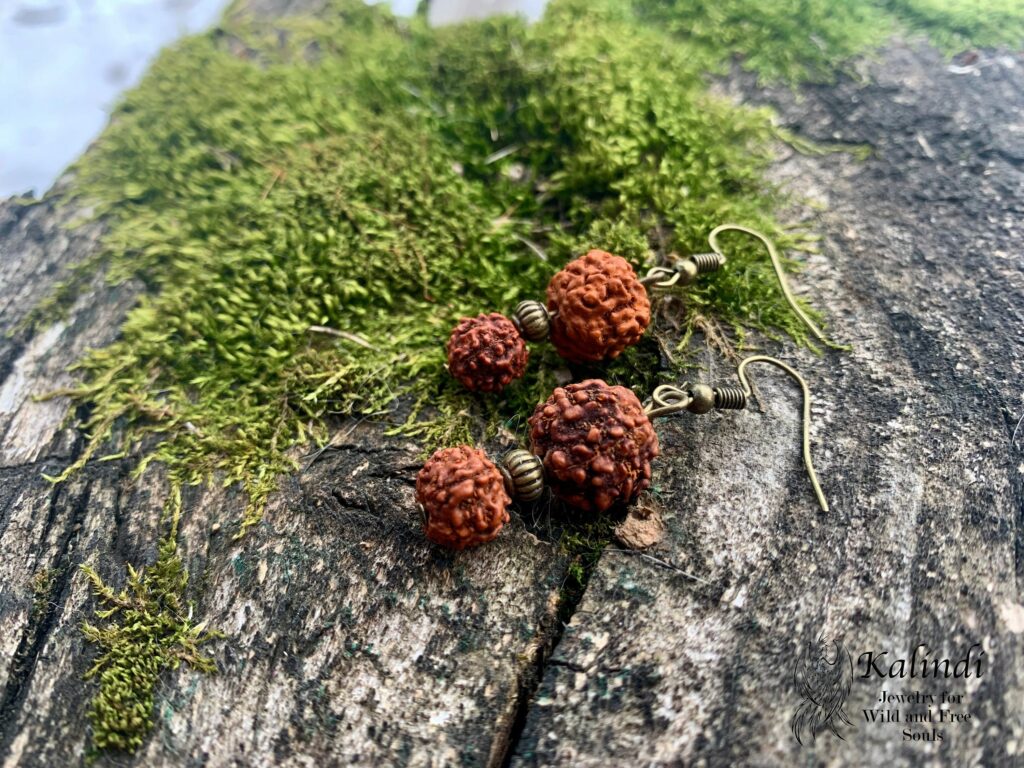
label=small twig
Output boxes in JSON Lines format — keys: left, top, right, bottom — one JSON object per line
{"left": 692, "top": 314, "right": 740, "bottom": 365}
{"left": 301, "top": 418, "right": 367, "bottom": 472}
{"left": 260, "top": 168, "right": 285, "bottom": 201}
{"left": 484, "top": 144, "right": 520, "bottom": 164}
{"left": 915, "top": 133, "right": 935, "bottom": 160}
{"left": 1012, "top": 411, "right": 1024, "bottom": 448}
{"left": 306, "top": 326, "right": 375, "bottom": 350}
{"left": 606, "top": 547, "right": 710, "bottom": 585}
{"left": 513, "top": 234, "right": 548, "bottom": 262}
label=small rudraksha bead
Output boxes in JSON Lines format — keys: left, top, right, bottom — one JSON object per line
{"left": 446, "top": 313, "right": 529, "bottom": 392}
{"left": 416, "top": 445, "right": 511, "bottom": 549}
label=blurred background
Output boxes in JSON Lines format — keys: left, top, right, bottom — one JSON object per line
{"left": 0, "top": 0, "right": 548, "bottom": 198}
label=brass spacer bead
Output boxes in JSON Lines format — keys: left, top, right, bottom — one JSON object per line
{"left": 512, "top": 300, "right": 550, "bottom": 342}
{"left": 501, "top": 448, "right": 545, "bottom": 502}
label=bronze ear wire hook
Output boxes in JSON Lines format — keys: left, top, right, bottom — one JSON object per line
{"left": 643, "top": 354, "right": 829, "bottom": 513}
{"left": 641, "top": 226, "right": 831, "bottom": 510}
{"left": 707, "top": 224, "right": 829, "bottom": 346}
{"left": 740, "top": 355, "right": 829, "bottom": 513}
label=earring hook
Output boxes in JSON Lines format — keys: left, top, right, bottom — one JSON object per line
{"left": 736, "top": 355, "right": 829, "bottom": 512}
{"left": 708, "top": 224, "right": 829, "bottom": 346}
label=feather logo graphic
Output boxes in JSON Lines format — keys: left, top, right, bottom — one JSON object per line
{"left": 792, "top": 634, "right": 855, "bottom": 745}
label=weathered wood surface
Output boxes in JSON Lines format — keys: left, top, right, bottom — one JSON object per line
{"left": 0, "top": 188, "right": 568, "bottom": 767}
{"left": 512, "top": 43, "right": 1024, "bottom": 767}
{"left": 0, "top": 14, "right": 1022, "bottom": 768}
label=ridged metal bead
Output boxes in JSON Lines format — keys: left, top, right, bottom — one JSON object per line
{"left": 500, "top": 448, "right": 545, "bottom": 502}
{"left": 512, "top": 300, "right": 550, "bottom": 342}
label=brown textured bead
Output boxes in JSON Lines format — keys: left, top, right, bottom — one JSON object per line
{"left": 546, "top": 250, "right": 650, "bottom": 363}
{"left": 446, "top": 313, "right": 529, "bottom": 392}
{"left": 528, "top": 379, "right": 659, "bottom": 513}
{"left": 416, "top": 445, "right": 511, "bottom": 549}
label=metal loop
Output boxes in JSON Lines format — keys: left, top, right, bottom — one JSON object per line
{"left": 644, "top": 384, "right": 693, "bottom": 418}
{"left": 640, "top": 266, "right": 681, "bottom": 289}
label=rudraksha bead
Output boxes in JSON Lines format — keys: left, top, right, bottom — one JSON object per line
{"left": 416, "top": 445, "right": 511, "bottom": 549}
{"left": 446, "top": 313, "right": 529, "bottom": 392}
{"left": 546, "top": 250, "right": 650, "bottom": 363}
{"left": 528, "top": 379, "right": 658, "bottom": 513}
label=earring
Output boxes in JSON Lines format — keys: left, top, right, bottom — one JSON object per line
{"left": 444, "top": 225, "right": 828, "bottom": 393}
{"left": 416, "top": 354, "right": 829, "bottom": 549}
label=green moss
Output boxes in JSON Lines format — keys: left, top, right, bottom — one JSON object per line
{"left": 632, "top": 0, "right": 892, "bottom": 83}
{"left": 559, "top": 516, "right": 616, "bottom": 594}
{"left": 30, "top": 567, "right": 61, "bottom": 622}
{"left": 880, "top": 0, "right": 1024, "bottom": 52}
{"left": 634, "top": 0, "right": 1024, "bottom": 84}
{"left": 80, "top": 491, "right": 220, "bottom": 754}
{"left": 48, "top": 0, "right": 831, "bottom": 532}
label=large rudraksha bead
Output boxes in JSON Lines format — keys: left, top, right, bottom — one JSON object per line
{"left": 546, "top": 250, "right": 650, "bottom": 363}
{"left": 528, "top": 379, "right": 658, "bottom": 513}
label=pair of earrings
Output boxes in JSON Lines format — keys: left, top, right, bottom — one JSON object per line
{"left": 419, "top": 226, "right": 831, "bottom": 550}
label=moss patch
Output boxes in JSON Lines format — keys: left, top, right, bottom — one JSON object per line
{"left": 80, "top": 492, "right": 219, "bottom": 754}
{"left": 880, "top": 0, "right": 1024, "bottom": 53}
{"left": 30, "top": 567, "right": 61, "bottom": 622}
{"left": 635, "top": 0, "right": 1024, "bottom": 83}
{"left": 633, "top": 0, "right": 890, "bottom": 82}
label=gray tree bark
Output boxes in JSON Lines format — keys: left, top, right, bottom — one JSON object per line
{"left": 512, "top": 43, "right": 1024, "bottom": 768}
{"left": 0, "top": 9, "right": 1022, "bottom": 768}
